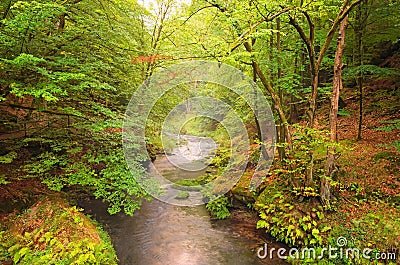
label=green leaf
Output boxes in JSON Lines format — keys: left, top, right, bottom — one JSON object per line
{"left": 0, "top": 152, "right": 17, "bottom": 164}
{"left": 312, "top": 228, "right": 319, "bottom": 237}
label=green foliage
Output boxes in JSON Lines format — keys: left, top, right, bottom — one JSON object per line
{"left": 0, "top": 175, "right": 9, "bottom": 185}
{"left": 0, "top": 0, "right": 155, "bottom": 215}
{"left": 375, "top": 120, "right": 400, "bottom": 132}
{"left": 0, "top": 0, "right": 399, "bottom": 261}
{"left": 337, "top": 109, "right": 351, "bottom": 117}
{"left": 291, "top": 211, "right": 400, "bottom": 264}
{"left": 254, "top": 125, "right": 344, "bottom": 248}
{"left": 23, "top": 135, "right": 153, "bottom": 216}
{"left": 344, "top": 65, "right": 400, "bottom": 79}
{"left": 175, "top": 191, "right": 190, "bottom": 200}
{"left": 256, "top": 188, "right": 331, "bottom": 247}
{"left": 372, "top": 151, "right": 399, "bottom": 163}
{"left": 276, "top": 125, "right": 343, "bottom": 198}
{"left": 0, "top": 198, "right": 118, "bottom": 264}
{"left": 376, "top": 120, "right": 400, "bottom": 152}
{"left": 389, "top": 140, "right": 400, "bottom": 152}
{"left": 0, "top": 152, "right": 17, "bottom": 164}
{"left": 348, "top": 0, "right": 400, "bottom": 65}
{"left": 3, "top": 235, "right": 116, "bottom": 265}
{"left": 206, "top": 195, "right": 231, "bottom": 220}
{"left": 173, "top": 179, "right": 202, "bottom": 192}
{"left": 210, "top": 146, "right": 231, "bottom": 170}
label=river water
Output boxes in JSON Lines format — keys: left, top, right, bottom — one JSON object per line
{"left": 79, "top": 135, "right": 288, "bottom": 265}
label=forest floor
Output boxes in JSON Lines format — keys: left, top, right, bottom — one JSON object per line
{"left": 312, "top": 75, "right": 400, "bottom": 260}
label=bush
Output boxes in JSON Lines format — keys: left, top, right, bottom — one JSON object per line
{"left": 256, "top": 187, "right": 331, "bottom": 247}
{"left": 206, "top": 195, "right": 231, "bottom": 219}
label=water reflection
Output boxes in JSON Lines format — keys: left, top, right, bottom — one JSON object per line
{"left": 81, "top": 198, "right": 286, "bottom": 265}
{"left": 79, "top": 135, "right": 288, "bottom": 265}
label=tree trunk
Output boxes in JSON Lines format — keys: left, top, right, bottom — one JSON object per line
{"left": 357, "top": 56, "right": 363, "bottom": 140}
{"left": 2, "top": 0, "right": 12, "bottom": 20}
{"left": 291, "top": 55, "right": 300, "bottom": 123}
{"left": 276, "top": 18, "right": 286, "bottom": 160}
{"left": 322, "top": 14, "right": 349, "bottom": 207}
{"left": 244, "top": 42, "right": 293, "bottom": 151}
{"left": 251, "top": 51, "right": 270, "bottom": 161}
{"left": 288, "top": 0, "right": 366, "bottom": 129}
{"left": 309, "top": 72, "right": 319, "bottom": 127}
{"left": 269, "top": 23, "right": 274, "bottom": 82}
{"left": 287, "top": 0, "right": 365, "bottom": 191}
{"left": 355, "top": 2, "right": 367, "bottom": 140}
{"left": 58, "top": 14, "right": 65, "bottom": 32}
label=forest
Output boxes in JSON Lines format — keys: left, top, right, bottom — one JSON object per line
{"left": 0, "top": 0, "right": 399, "bottom": 264}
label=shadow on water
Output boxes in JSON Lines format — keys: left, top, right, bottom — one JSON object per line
{"left": 79, "top": 135, "right": 289, "bottom": 265}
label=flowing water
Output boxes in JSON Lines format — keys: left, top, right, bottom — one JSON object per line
{"left": 79, "top": 135, "right": 288, "bottom": 265}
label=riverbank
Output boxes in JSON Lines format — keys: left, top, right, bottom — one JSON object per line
{"left": 77, "top": 194, "right": 289, "bottom": 265}
{"left": 0, "top": 159, "right": 288, "bottom": 265}
{"left": 0, "top": 180, "right": 118, "bottom": 264}
{"left": 246, "top": 82, "right": 400, "bottom": 264}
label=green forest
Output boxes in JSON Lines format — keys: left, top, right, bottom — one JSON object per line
{"left": 0, "top": 0, "right": 399, "bottom": 264}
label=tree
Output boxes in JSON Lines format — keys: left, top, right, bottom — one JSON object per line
{"left": 184, "top": 0, "right": 374, "bottom": 206}
{"left": 353, "top": 2, "right": 368, "bottom": 140}
{"left": 346, "top": 0, "right": 400, "bottom": 140}
{"left": 322, "top": 14, "right": 349, "bottom": 207}
{"left": 286, "top": 0, "right": 366, "bottom": 127}
{"left": 0, "top": 0, "right": 154, "bottom": 215}
{"left": 203, "top": 0, "right": 293, "bottom": 152}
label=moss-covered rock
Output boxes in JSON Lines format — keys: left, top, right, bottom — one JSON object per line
{"left": 230, "top": 171, "right": 257, "bottom": 206}
{"left": 0, "top": 196, "right": 118, "bottom": 265}
{"left": 175, "top": 191, "right": 190, "bottom": 199}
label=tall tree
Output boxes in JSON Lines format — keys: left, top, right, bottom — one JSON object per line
{"left": 322, "top": 14, "right": 350, "bottom": 207}
{"left": 203, "top": 0, "right": 294, "bottom": 152}
{"left": 287, "top": 0, "right": 366, "bottom": 127}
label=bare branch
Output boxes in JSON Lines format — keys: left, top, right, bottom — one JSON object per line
{"left": 288, "top": 14, "right": 316, "bottom": 75}
{"left": 301, "top": 10, "right": 314, "bottom": 43}
{"left": 229, "top": 6, "right": 294, "bottom": 52}
{"left": 181, "top": 5, "right": 214, "bottom": 25}
{"left": 203, "top": 0, "right": 227, "bottom": 12}
{"left": 0, "top": 104, "right": 90, "bottom": 120}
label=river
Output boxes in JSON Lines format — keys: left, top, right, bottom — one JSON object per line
{"left": 79, "top": 134, "right": 288, "bottom": 265}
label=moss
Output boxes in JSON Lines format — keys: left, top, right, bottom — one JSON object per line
{"left": 372, "top": 151, "right": 399, "bottom": 163}
{"left": 175, "top": 191, "right": 190, "bottom": 200}
{"left": 173, "top": 173, "right": 217, "bottom": 191}
{"left": 0, "top": 196, "right": 118, "bottom": 264}
{"left": 229, "top": 171, "right": 259, "bottom": 205}
{"left": 172, "top": 178, "right": 203, "bottom": 192}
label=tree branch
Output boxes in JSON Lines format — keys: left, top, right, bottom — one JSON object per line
{"left": 2, "top": 0, "right": 12, "bottom": 20}
{"left": 181, "top": 5, "right": 214, "bottom": 25}
{"left": 301, "top": 10, "right": 314, "bottom": 43}
{"left": 203, "top": 0, "right": 227, "bottom": 12}
{"left": 0, "top": 104, "right": 90, "bottom": 120}
{"left": 243, "top": 42, "right": 292, "bottom": 148}
{"left": 288, "top": 14, "right": 316, "bottom": 75}
{"left": 229, "top": 7, "right": 294, "bottom": 52}
{"left": 316, "top": 0, "right": 366, "bottom": 69}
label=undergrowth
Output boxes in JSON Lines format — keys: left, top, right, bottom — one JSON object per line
{"left": 0, "top": 196, "right": 118, "bottom": 264}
